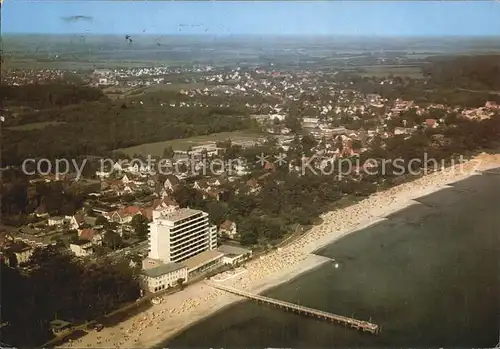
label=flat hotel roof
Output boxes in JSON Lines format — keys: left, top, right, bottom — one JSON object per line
{"left": 181, "top": 249, "right": 224, "bottom": 271}
{"left": 142, "top": 262, "right": 186, "bottom": 278}
{"left": 158, "top": 208, "right": 203, "bottom": 222}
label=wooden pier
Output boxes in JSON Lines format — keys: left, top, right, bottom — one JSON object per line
{"left": 210, "top": 283, "right": 380, "bottom": 335}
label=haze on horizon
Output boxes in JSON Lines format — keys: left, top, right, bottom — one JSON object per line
{"left": 3, "top": 1, "right": 500, "bottom": 37}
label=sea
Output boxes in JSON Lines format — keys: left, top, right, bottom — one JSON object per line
{"left": 163, "top": 170, "right": 500, "bottom": 348}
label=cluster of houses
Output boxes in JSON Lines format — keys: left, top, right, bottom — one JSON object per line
{"left": 0, "top": 162, "right": 249, "bottom": 281}
{"left": 2, "top": 68, "right": 68, "bottom": 85}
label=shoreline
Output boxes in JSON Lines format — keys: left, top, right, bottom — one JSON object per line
{"left": 58, "top": 153, "right": 500, "bottom": 349}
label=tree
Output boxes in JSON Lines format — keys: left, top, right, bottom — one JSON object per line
{"left": 172, "top": 185, "right": 204, "bottom": 209}
{"left": 122, "top": 194, "right": 135, "bottom": 202}
{"left": 177, "top": 278, "right": 185, "bottom": 290}
{"left": 206, "top": 201, "right": 228, "bottom": 226}
{"left": 1, "top": 236, "right": 141, "bottom": 347}
{"left": 130, "top": 214, "right": 149, "bottom": 239}
{"left": 95, "top": 215, "right": 108, "bottom": 227}
{"left": 238, "top": 218, "right": 259, "bottom": 246}
{"left": 103, "top": 230, "right": 123, "bottom": 250}
{"left": 284, "top": 115, "right": 302, "bottom": 133}
{"left": 352, "top": 139, "right": 363, "bottom": 150}
{"left": 216, "top": 139, "right": 232, "bottom": 150}
{"left": 162, "top": 146, "right": 174, "bottom": 159}
{"left": 301, "top": 133, "right": 317, "bottom": 156}
{"left": 229, "top": 193, "right": 258, "bottom": 217}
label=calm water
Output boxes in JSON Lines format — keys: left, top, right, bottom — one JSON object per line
{"left": 164, "top": 171, "right": 500, "bottom": 348}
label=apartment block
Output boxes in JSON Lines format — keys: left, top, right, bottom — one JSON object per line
{"left": 148, "top": 208, "right": 217, "bottom": 263}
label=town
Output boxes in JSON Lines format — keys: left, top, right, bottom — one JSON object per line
{"left": 2, "top": 48, "right": 500, "bottom": 347}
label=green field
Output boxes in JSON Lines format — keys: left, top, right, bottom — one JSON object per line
{"left": 7, "top": 121, "right": 66, "bottom": 130}
{"left": 124, "top": 82, "right": 207, "bottom": 100}
{"left": 143, "top": 83, "right": 207, "bottom": 92}
{"left": 116, "top": 130, "right": 264, "bottom": 156}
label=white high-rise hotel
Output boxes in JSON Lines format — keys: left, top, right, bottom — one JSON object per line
{"left": 148, "top": 208, "right": 217, "bottom": 263}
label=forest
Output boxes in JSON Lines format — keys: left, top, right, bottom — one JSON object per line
{"left": 341, "top": 55, "right": 500, "bottom": 108}
{"left": 1, "top": 97, "right": 260, "bottom": 165}
{"left": 1, "top": 246, "right": 142, "bottom": 347}
{"left": 422, "top": 54, "right": 500, "bottom": 91}
{"left": 1, "top": 83, "right": 105, "bottom": 109}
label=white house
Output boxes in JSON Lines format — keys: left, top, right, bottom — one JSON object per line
{"left": 1, "top": 241, "right": 34, "bottom": 267}
{"left": 126, "top": 163, "right": 140, "bottom": 173}
{"left": 270, "top": 114, "right": 286, "bottom": 122}
{"left": 163, "top": 175, "right": 180, "bottom": 192}
{"left": 122, "top": 174, "right": 132, "bottom": 184}
{"left": 219, "top": 220, "right": 237, "bottom": 239}
{"left": 78, "top": 228, "right": 103, "bottom": 246}
{"left": 141, "top": 259, "right": 188, "bottom": 293}
{"left": 70, "top": 240, "right": 94, "bottom": 257}
{"left": 113, "top": 161, "right": 124, "bottom": 172}
{"left": 48, "top": 216, "right": 65, "bottom": 226}
{"left": 217, "top": 244, "right": 252, "bottom": 266}
{"left": 235, "top": 163, "right": 249, "bottom": 176}
{"left": 95, "top": 170, "right": 111, "bottom": 179}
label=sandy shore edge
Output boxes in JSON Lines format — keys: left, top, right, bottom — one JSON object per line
{"left": 59, "top": 154, "right": 500, "bottom": 349}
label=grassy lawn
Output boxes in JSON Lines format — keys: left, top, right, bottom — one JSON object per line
{"left": 143, "top": 82, "right": 207, "bottom": 92}
{"left": 123, "top": 82, "right": 207, "bottom": 100}
{"left": 116, "top": 130, "right": 264, "bottom": 156}
{"left": 7, "top": 121, "right": 66, "bottom": 130}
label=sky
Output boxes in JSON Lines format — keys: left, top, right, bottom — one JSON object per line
{"left": 3, "top": 1, "right": 500, "bottom": 37}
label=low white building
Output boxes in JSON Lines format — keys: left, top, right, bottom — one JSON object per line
{"left": 141, "top": 259, "right": 188, "bottom": 293}
{"left": 268, "top": 114, "right": 286, "bottom": 122}
{"left": 394, "top": 127, "right": 415, "bottom": 135}
{"left": 70, "top": 240, "right": 94, "bottom": 257}
{"left": 1, "top": 241, "right": 33, "bottom": 267}
{"left": 181, "top": 249, "right": 225, "bottom": 278}
{"left": 217, "top": 244, "right": 252, "bottom": 266}
{"left": 48, "top": 216, "right": 65, "bottom": 226}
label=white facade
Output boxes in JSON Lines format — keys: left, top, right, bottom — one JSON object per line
{"left": 48, "top": 217, "right": 65, "bottom": 226}
{"left": 209, "top": 225, "right": 217, "bottom": 250}
{"left": 217, "top": 244, "right": 252, "bottom": 266}
{"left": 148, "top": 208, "right": 217, "bottom": 263}
{"left": 141, "top": 262, "right": 188, "bottom": 293}
{"left": 70, "top": 241, "right": 93, "bottom": 257}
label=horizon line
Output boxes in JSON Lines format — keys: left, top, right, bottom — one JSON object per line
{"left": 4, "top": 33, "right": 500, "bottom": 38}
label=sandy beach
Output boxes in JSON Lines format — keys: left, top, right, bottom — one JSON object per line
{"left": 59, "top": 153, "right": 500, "bottom": 349}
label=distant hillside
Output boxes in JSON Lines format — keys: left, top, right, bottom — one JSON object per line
{"left": 423, "top": 55, "right": 500, "bottom": 90}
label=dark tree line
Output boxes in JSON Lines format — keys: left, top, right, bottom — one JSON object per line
{"left": 0, "top": 246, "right": 141, "bottom": 347}
{"left": 1, "top": 171, "right": 85, "bottom": 225}
{"left": 422, "top": 55, "right": 500, "bottom": 91}
{"left": 0, "top": 83, "right": 105, "bottom": 109}
{"left": 337, "top": 55, "right": 500, "bottom": 108}
{"left": 2, "top": 97, "right": 260, "bottom": 165}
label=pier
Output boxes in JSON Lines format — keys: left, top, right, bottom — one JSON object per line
{"left": 209, "top": 283, "right": 380, "bottom": 335}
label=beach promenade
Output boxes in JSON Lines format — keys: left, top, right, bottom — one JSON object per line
{"left": 58, "top": 153, "right": 500, "bottom": 349}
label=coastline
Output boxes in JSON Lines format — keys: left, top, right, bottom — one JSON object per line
{"left": 58, "top": 153, "right": 500, "bottom": 349}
